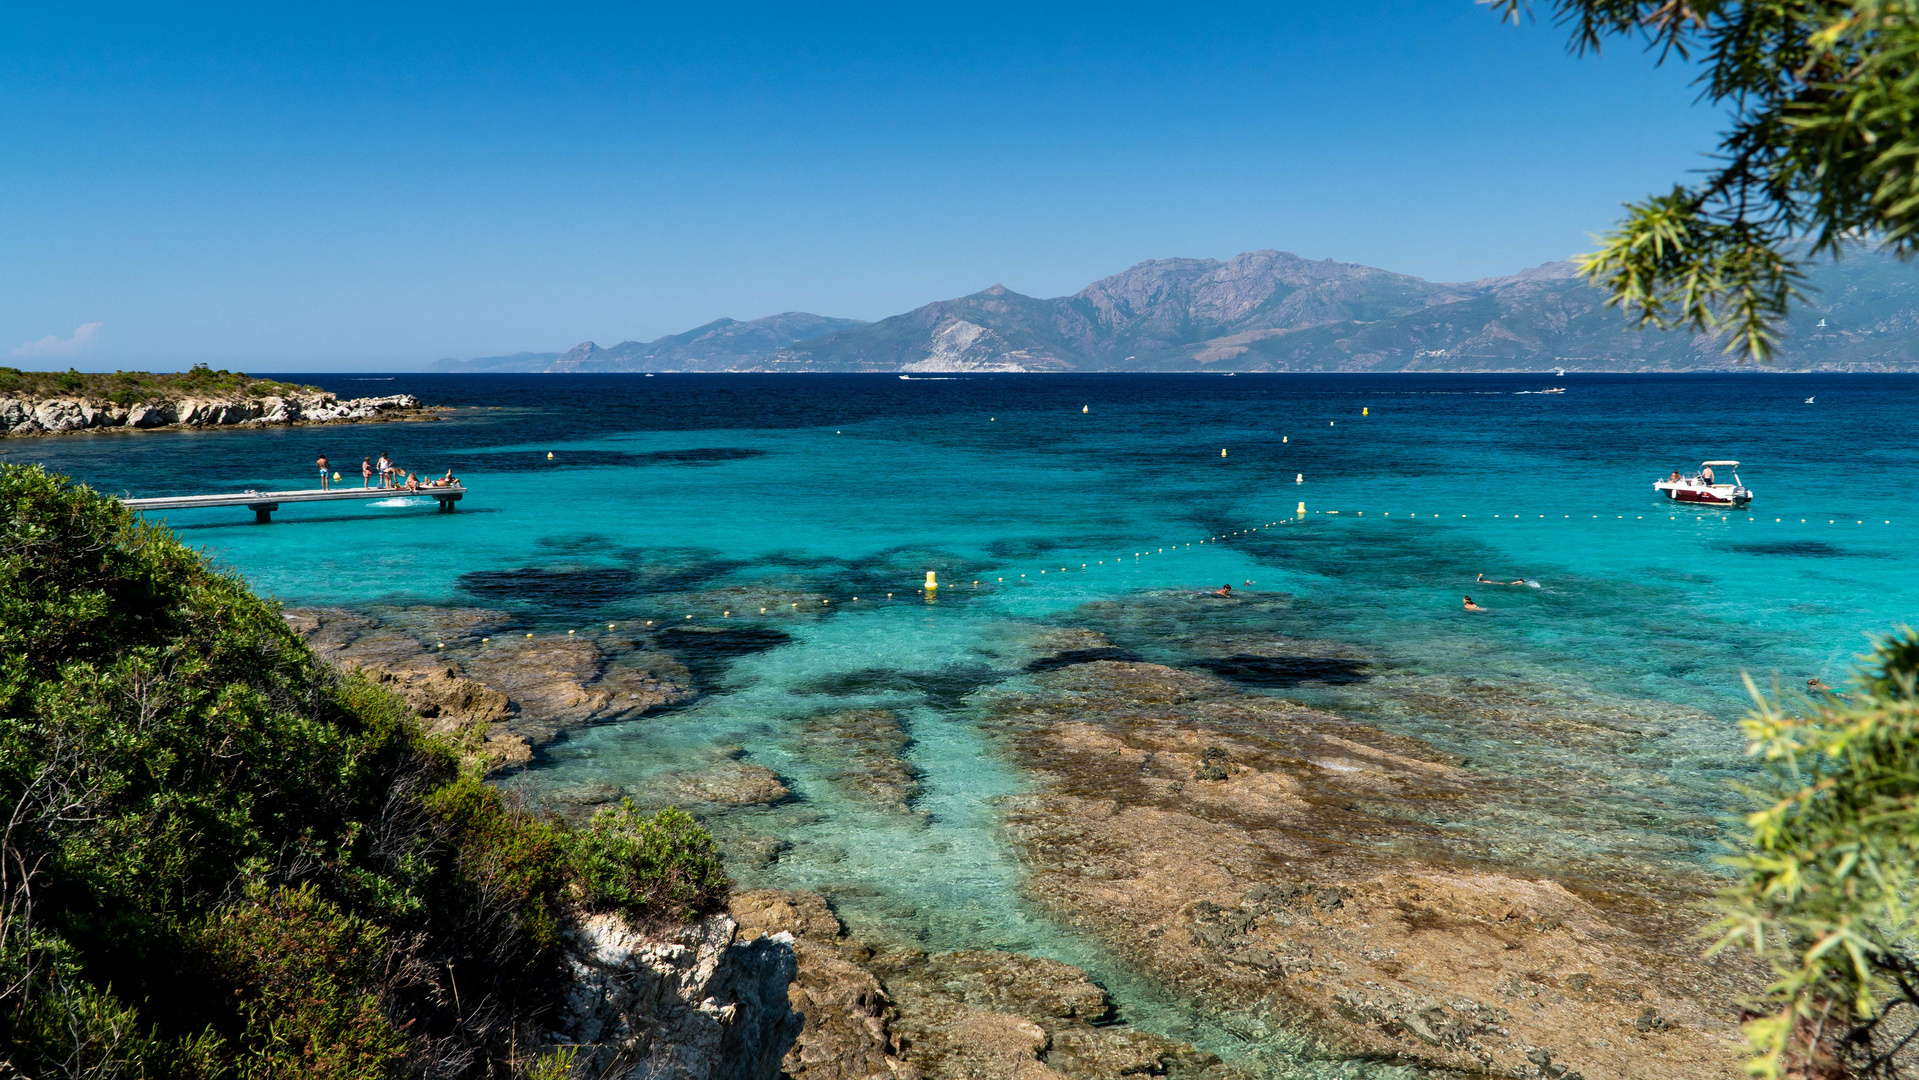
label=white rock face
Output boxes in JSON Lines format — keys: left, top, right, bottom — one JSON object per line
{"left": 901, "top": 319, "right": 1031, "bottom": 373}
{"left": 553, "top": 912, "right": 800, "bottom": 1080}
{"left": 0, "top": 391, "right": 422, "bottom": 437}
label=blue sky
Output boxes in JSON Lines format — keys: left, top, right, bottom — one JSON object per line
{"left": 0, "top": 2, "right": 1719, "bottom": 370}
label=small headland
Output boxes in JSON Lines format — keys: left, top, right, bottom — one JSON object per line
{"left": 0, "top": 363, "right": 437, "bottom": 437}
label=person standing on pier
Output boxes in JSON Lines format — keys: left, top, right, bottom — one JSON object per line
{"left": 316, "top": 454, "right": 330, "bottom": 490}
{"left": 376, "top": 451, "right": 392, "bottom": 488}
{"left": 361, "top": 456, "right": 373, "bottom": 488}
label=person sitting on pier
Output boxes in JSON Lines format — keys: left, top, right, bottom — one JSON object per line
{"left": 404, "top": 472, "right": 422, "bottom": 493}
{"left": 439, "top": 468, "right": 459, "bottom": 486}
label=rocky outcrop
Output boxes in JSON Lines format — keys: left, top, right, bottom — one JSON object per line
{"left": 553, "top": 910, "right": 802, "bottom": 1080}
{"left": 0, "top": 391, "right": 430, "bottom": 437}
{"left": 727, "top": 889, "right": 1245, "bottom": 1080}
{"left": 287, "top": 606, "right": 697, "bottom": 770}
{"left": 981, "top": 656, "right": 1760, "bottom": 1080}
{"left": 800, "top": 710, "right": 922, "bottom": 814}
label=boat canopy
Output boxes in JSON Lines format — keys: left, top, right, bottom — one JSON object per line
{"left": 1702, "top": 460, "right": 1740, "bottom": 467}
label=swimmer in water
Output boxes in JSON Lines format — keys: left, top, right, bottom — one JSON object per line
{"left": 1214, "top": 584, "right": 1233, "bottom": 597}
{"left": 1477, "top": 573, "right": 1527, "bottom": 586}
{"left": 1462, "top": 596, "right": 1486, "bottom": 612}
{"left": 1808, "top": 677, "right": 1835, "bottom": 694}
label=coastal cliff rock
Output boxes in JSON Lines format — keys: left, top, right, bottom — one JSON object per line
{"left": 286, "top": 607, "right": 697, "bottom": 768}
{"left": 982, "top": 656, "right": 1757, "bottom": 1080}
{"left": 727, "top": 889, "right": 1245, "bottom": 1080}
{"left": 554, "top": 910, "right": 803, "bottom": 1080}
{"left": 0, "top": 390, "right": 429, "bottom": 437}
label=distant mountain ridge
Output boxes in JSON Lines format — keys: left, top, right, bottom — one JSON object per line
{"left": 433, "top": 249, "right": 1919, "bottom": 373}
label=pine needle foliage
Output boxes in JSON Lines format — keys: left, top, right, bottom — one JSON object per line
{"left": 1490, "top": 1, "right": 1919, "bottom": 360}
{"left": 1715, "top": 629, "right": 1919, "bottom": 1078}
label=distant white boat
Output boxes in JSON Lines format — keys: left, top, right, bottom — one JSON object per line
{"left": 1806, "top": 396, "right": 1815, "bottom": 404}
{"left": 1818, "top": 318, "right": 1828, "bottom": 328}
{"left": 1554, "top": 367, "right": 1565, "bottom": 377}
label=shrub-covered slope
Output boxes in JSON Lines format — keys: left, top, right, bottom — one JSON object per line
{"left": 0, "top": 465, "right": 725, "bottom": 1079}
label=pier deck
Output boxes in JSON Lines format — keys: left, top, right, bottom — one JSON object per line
{"left": 123, "top": 484, "right": 465, "bottom": 523}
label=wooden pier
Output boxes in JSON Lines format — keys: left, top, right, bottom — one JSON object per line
{"left": 123, "top": 484, "right": 466, "bottom": 523}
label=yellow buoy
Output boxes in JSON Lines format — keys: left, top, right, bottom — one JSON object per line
{"left": 1362, "top": 407, "right": 1368, "bottom": 416}
{"left": 1296, "top": 473, "right": 1303, "bottom": 484}
{"left": 1221, "top": 448, "right": 1228, "bottom": 457}
{"left": 925, "top": 571, "right": 937, "bottom": 590}
{"left": 1297, "top": 502, "right": 1306, "bottom": 515}
{"left": 332, "top": 472, "right": 341, "bottom": 481}
{"left": 546, "top": 452, "right": 553, "bottom": 459}
{"left": 1282, "top": 435, "right": 1288, "bottom": 443}
{"left": 1082, "top": 405, "right": 1088, "bottom": 413}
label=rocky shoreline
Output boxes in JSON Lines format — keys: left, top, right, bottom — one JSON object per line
{"left": 292, "top": 599, "right": 1760, "bottom": 1080}
{"left": 0, "top": 390, "right": 433, "bottom": 436}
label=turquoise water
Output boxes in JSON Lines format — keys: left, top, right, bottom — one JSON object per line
{"left": 12, "top": 372, "right": 1918, "bottom": 1073}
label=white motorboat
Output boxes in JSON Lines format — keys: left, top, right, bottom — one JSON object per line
{"left": 1654, "top": 460, "right": 1753, "bottom": 506}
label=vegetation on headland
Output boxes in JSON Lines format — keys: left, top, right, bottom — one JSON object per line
{"left": 1498, "top": 2, "right": 1919, "bottom": 361}
{"left": 0, "top": 465, "right": 728, "bottom": 1079}
{"left": 0, "top": 364, "right": 320, "bottom": 405}
{"left": 1717, "top": 629, "right": 1919, "bottom": 1078}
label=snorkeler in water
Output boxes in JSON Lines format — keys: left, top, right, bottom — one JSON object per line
{"left": 1477, "top": 573, "right": 1528, "bottom": 586}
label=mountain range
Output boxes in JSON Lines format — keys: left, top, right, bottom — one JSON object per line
{"left": 431, "top": 248, "right": 1919, "bottom": 373}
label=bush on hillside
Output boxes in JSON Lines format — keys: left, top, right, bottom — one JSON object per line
{"left": 0, "top": 464, "right": 584, "bottom": 1079}
{"left": 569, "top": 801, "right": 730, "bottom": 924}
{"left": 1714, "top": 629, "right": 1919, "bottom": 1079}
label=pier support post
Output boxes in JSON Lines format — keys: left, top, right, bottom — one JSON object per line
{"left": 434, "top": 493, "right": 461, "bottom": 513}
{"left": 246, "top": 502, "right": 278, "bottom": 524}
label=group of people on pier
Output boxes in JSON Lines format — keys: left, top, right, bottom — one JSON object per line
{"left": 312, "top": 452, "right": 458, "bottom": 492}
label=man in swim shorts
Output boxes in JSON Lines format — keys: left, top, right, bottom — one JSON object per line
{"left": 316, "top": 454, "right": 330, "bottom": 490}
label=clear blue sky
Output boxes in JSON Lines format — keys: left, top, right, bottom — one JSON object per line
{"left": 0, "top": 2, "right": 1719, "bottom": 371}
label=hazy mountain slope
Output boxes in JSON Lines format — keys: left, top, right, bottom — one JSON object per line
{"left": 431, "top": 247, "right": 1919, "bottom": 373}
{"left": 429, "top": 350, "right": 565, "bottom": 373}
{"left": 552, "top": 312, "right": 867, "bottom": 372}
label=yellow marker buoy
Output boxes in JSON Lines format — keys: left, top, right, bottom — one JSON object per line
{"left": 608, "top": 623, "right": 616, "bottom": 629}
{"left": 761, "top": 607, "right": 767, "bottom": 613}
{"left": 1362, "top": 407, "right": 1368, "bottom": 416}
{"left": 333, "top": 472, "right": 341, "bottom": 481}
{"left": 1283, "top": 435, "right": 1288, "bottom": 443}
{"left": 724, "top": 610, "right": 731, "bottom": 616}
{"left": 546, "top": 452, "right": 553, "bottom": 459}
{"left": 1221, "top": 448, "right": 1228, "bottom": 457}
{"left": 925, "top": 571, "right": 937, "bottom": 590}
{"left": 1330, "top": 421, "right": 1335, "bottom": 426}
{"left": 1296, "top": 473, "right": 1303, "bottom": 484}
{"left": 568, "top": 629, "right": 575, "bottom": 635}
{"left": 526, "top": 633, "right": 533, "bottom": 638}
{"left": 1082, "top": 405, "right": 1088, "bottom": 413}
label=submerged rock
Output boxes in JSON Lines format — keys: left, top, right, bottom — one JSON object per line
{"left": 981, "top": 657, "right": 1758, "bottom": 1080}
{"left": 643, "top": 762, "right": 793, "bottom": 809}
{"left": 554, "top": 910, "right": 802, "bottom": 1080}
{"left": 800, "top": 709, "right": 923, "bottom": 814}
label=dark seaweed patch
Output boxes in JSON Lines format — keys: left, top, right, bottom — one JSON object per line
{"left": 633, "top": 447, "right": 766, "bottom": 465}
{"left": 658, "top": 625, "right": 794, "bottom": 686}
{"left": 986, "top": 537, "right": 1069, "bottom": 559}
{"left": 1190, "top": 655, "right": 1371, "bottom": 688}
{"left": 1026, "top": 647, "right": 1144, "bottom": 672}
{"left": 462, "top": 447, "right": 765, "bottom": 472}
{"left": 458, "top": 567, "right": 637, "bottom": 606}
{"left": 1724, "top": 541, "right": 1856, "bottom": 558}
{"left": 796, "top": 666, "right": 1001, "bottom": 709}
{"left": 463, "top": 450, "right": 647, "bottom": 472}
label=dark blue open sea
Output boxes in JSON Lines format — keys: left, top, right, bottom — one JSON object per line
{"left": 11, "top": 371, "right": 1917, "bottom": 1073}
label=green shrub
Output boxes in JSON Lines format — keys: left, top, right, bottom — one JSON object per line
{"left": 1714, "top": 628, "right": 1919, "bottom": 1078}
{"left": 200, "top": 885, "right": 407, "bottom": 1080}
{"left": 569, "top": 801, "right": 728, "bottom": 923}
{"left": 0, "top": 465, "right": 568, "bottom": 1078}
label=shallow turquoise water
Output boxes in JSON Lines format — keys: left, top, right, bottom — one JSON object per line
{"left": 12, "top": 372, "right": 1917, "bottom": 1073}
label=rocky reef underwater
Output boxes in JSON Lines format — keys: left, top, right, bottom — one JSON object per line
{"left": 289, "top": 550, "right": 1762, "bottom": 1080}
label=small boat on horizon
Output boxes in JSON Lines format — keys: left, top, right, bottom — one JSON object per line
{"left": 1654, "top": 460, "right": 1753, "bottom": 506}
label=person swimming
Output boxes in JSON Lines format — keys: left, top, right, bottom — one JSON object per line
{"left": 1462, "top": 596, "right": 1486, "bottom": 612}
{"left": 1477, "top": 573, "right": 1527, "bottom": 586}
{"left": 1213, "top": 584, "right": 1233, "bottom": 597}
